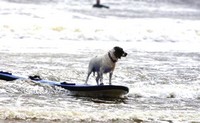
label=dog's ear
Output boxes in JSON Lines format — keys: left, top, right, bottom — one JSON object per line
{"left": 114, "top": 46, "right": 122, "bottom": 51}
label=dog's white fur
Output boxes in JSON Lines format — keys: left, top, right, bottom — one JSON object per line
{"left": 85, "top": 47, "right": 127, "bottom": 85}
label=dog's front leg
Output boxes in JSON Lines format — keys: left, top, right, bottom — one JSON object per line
{"left": 109, "top": 72, "right": 113, "bottom": 85}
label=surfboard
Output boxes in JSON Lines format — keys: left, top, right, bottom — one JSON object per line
{"left": 0, "top": 71, "right": 129, "bottom": 98}
{"left": 93, "top": 4, "right": 110, "bottom": 9}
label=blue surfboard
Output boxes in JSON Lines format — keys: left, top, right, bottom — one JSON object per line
{"left": 0, "top": 71, "right": 129, "bottom": 98}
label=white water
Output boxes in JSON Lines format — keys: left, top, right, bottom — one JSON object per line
{"left": 0, "top": 0, "right": 200, "bottom": 122}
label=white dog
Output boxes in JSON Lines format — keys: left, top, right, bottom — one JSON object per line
{"left": 85, "top": 46, "right": 127, "bottom": 85}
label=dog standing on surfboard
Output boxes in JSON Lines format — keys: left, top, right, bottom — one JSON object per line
{"left": 85, "top": 46, "right": 127, "bottom": 85}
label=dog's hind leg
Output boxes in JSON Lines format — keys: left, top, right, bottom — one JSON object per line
{"left": 85, "top": 70, "right": 92, "bottom": 84}
{"left": 99, "top": 72, "right": 104, "bottom": 85}
{"left": 96, "top": 72, "right": 100, "bottom": 85}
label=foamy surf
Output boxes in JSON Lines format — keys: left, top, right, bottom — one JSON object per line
{"left": 1, "top": 0, "right": 200, "bottom": 122}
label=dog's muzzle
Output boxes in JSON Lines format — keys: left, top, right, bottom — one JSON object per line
{"left": 123, "top": 52, "right": 127, "bottom": 57}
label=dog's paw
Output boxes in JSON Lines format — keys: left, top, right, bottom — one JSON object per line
{"left": 99, "top": 83, "right": 104, "bottom": 86}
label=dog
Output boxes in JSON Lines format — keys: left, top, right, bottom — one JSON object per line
{"left": 85, "top": 46, "right": 127, "bottom": 85}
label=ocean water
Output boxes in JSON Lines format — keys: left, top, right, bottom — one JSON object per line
{"left": 0, "top": 0, "right": 200, "bottom": 122}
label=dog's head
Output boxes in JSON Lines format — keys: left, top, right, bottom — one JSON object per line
{"left": 113, "top": 46, "right": 127, "bottom": 59}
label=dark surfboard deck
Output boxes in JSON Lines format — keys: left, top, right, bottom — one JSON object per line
{"left": 0, "top": 71, "right": 129, "bottom": 98}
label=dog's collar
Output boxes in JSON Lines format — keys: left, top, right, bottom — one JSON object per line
{"left": 108, "top": 52, "right": 117, "bottom": 63}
